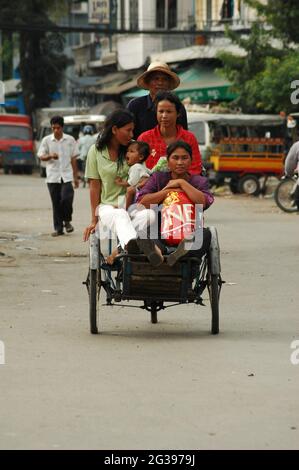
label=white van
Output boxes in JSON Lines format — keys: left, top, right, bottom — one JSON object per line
{"left": 187, "top": 112, "right": 211, "bottom": 161}
{"left": 36, "top": 114, "right": 106, "bottom": 176}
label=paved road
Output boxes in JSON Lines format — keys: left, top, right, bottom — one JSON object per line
{"left": 0, "top": 174, "right": 298, "bottom": 450}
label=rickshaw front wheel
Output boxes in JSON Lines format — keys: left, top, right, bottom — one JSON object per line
{"left": 89, "top": 268, "right": 100, "bottom": 334}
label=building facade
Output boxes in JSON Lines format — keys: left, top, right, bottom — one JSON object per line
{"left": 195, "top": 0, "right": 266, "bottom": 31}
{"left": 116, "top": 0, "right": 194, "bottom": 70}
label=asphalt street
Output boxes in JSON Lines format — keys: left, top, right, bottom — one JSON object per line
{"left": 0, "top": 174, "right": 298, "bottom": 450}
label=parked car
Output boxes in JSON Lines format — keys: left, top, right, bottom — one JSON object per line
{"left": 36, "top": 114, "right": 106, "bottom": 177}
{"left": 0, "top": 114, "right": 35, "bottom": 174}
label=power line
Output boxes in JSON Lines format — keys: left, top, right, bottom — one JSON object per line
{"left": 0, "top": 22, "right": 251, "bottom": 36}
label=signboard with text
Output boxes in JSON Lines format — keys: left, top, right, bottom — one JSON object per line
{"left": 88, "top": 0, "right": 110, "bottom": 24}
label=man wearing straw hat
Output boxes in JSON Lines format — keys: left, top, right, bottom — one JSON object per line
{"left": 127, "top": 61, "right": 188, "bottom": 138}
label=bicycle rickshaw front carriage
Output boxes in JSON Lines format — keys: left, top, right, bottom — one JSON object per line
{"left": 84, "top": 226, "right": 223, "bottom": 336}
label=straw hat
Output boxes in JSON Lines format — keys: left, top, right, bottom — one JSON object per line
{"left": 137, "top": 62, "right": 180, "bottom": 90}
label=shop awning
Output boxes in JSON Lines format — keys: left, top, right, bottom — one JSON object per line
{"left": 123, "top": 88, "right": 148, "bottom": 99}
{"left": 150, "top": 44, "right": 246, "bottom": 64}
{"left": 96, "top": 76, "right": 140, "bottom": 95}
{"left": 123, "top": 66, "right": 237, "bottom": 102}
{"left": 175, "top": 66, "right": 236, "bottom": 102}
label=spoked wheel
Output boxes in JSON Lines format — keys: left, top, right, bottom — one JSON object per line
{"left": 88, "top": 233, "right": 102, "bottom": 334}
{"left": 207, "top": 227, "right": 221, "bottom": 335}
{"left": 274, "top": 178, "right": 298, "bottom": 213}
{"left": 207, "top": 273, "right": 220, "bottom": 335}
{"left": 89, "top": 268, "right": 101, "bottom": 334}
{"left": 151, "top": 304, "right": 158, "bottom": 324}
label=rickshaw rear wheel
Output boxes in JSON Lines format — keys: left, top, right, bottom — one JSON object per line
{"left": 209, "top": 273, "right": 220, "bottom": 335}
{"left": 89, "top": 268, "right": 100, "bottom": 334}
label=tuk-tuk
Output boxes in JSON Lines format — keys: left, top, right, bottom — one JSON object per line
{"left": 188, "top": 112, "right": 285, "bottom": 195}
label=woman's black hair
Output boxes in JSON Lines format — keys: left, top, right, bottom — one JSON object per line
{"left": 96, "top": 109, "right": 134, "bottom": 170}
{"left": 166, "top": 140, "right": 193, "bottom": 160}
{"left": 155, "top": 91, "right": 182, "bottom": 114}
{"left": 128, "top": 140, "right": 150, "bottom": 162}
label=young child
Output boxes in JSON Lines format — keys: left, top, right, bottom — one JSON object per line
{"left": 114, "top": 140, "right": 151, "bottom": 208}
{"left": 106, "top": 141, "right": 151, "bottom": 265}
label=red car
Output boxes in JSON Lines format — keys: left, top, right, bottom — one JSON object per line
{"left": 0, "top": 114, "right": 35, "bottom": 174}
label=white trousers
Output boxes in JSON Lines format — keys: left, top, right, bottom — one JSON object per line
{"left": 98, "top": 204, "right": 156, "bottom": 248}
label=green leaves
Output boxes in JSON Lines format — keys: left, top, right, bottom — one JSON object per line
{"left": 3, "top": 0, "right": 71, "bottom": 115}
{"left": 253, "top": 54, "right": 299, "bottom": 113}
{"left": 219, "top": 0, "right": 299, "bottom": 113}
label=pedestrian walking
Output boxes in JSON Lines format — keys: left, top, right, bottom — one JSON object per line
{"left": 127, "top": 61, "right": 188, "bottom": 138}
{"left": 38, "top": 115, "right": 79, "bottom": 237}
{"left": 77, "top": 125, "right": 96, "bottom": 187}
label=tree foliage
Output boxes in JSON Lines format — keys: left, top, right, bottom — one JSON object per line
{"left": 1, "top": 33, "right": 14, "bottom": 80}
{"left": 218, "top": 0, "right": 299, "bottom": 113}
{"left": 251, "top": 54, "right": 299, "bottom": 113}
{"left": 246, "top": 0, "right": 299, "bottom": 45}
{"left": 1, "top": 0, "right": 71, "bottom": 116}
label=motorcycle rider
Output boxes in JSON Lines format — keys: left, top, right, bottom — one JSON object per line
{"left": 284, "top": 140, "right": 299, "bottom": 211}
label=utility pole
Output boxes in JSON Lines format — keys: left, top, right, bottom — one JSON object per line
{"left": 0, "top": 30, "right": 3, "bottom": 81}
{"left": 0, "top": 30, "right": 4, "bottom": 107}
{"left": 109, "top": 0, "right": 118, "bottom": 52}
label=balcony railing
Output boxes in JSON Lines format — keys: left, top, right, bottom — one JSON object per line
{"left": 201, "top": 18, "right": 252, "bottom": 31}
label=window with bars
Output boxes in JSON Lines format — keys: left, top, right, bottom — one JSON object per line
{"left": 220, "top": 0, "right": 234, "bottom": 19}
{"left": 168, "top": 0, "right": 177, "bottom": 28}
{"left": 156, "top": 0, "right": 166, "bottom": 28}
{"left": 120, "top": 0, "right": 125, "bottom": 30}
{"left": 130, "top": 0, "right": 139, "bottom": 30}
{"left": 156, "top": 0, "right": 177, "bottom": 29}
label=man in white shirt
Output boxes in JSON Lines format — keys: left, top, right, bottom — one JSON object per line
{"left": 38, "top": 116, "right": 79, "bottom": 236}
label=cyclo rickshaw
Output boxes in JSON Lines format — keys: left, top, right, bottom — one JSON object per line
{"left": 84, "top": 224, "right": 223, "bottom": 335}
